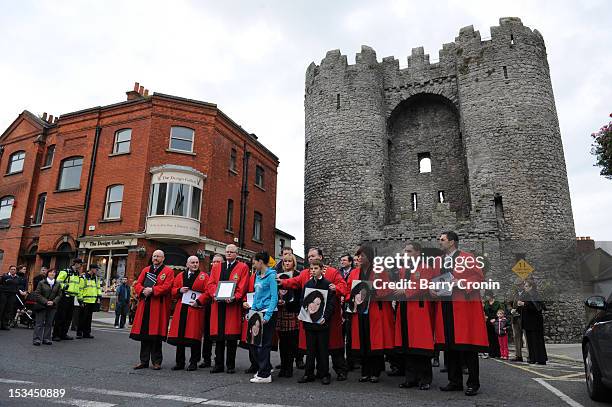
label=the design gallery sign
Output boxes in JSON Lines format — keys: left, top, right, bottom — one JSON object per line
{"left": 152, "top": 171, "right": 203, "bottom": 188}
{"left": 79, "top": 238, "right": 137, "bottom": 249}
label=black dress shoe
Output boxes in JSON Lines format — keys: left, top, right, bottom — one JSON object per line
{"left": 336, "top": 373, "right": 347, "bottom": 381}
{"left": 33, "top": 341, "right": 41, "bottom": 346}
{"left": 399, "top": 381, "right": 418, "bottom": 389}
{"left": 210, "top": 366, "right": 224, "bottom": 373}
{"left": 512, "top": 357, "right": 524, "bottom": 362}
{"left": 151, "top": 364, "right": 161, "bottom": 370}
{"left": 369, "top": 376, "right": 379, "bottom": 383}
{"left": 536, "top": 362, "right": 547, "bottom": 365}
{"left": 83, "top": 335, "right": 94, "bottom": 339}
{"left": 199, "top": 361, "right": 211, "bottom": 368}
{"left": 321, "top": 376, "right": 331, "bottom": 385}
{"left": 133, "top": 363, "right": 148, "bottom": 370}
{"left": 244, "top": 366, "right": 258, "bottom": 374}
{"left": 464, "top": 386, "right": 479, "bottom": 396}
{"left": 226, "top": 367, "right": 236, "bottom": 374}
{"left": 275, "top": 364, "right": 282, "bottom": 369}
{"left": 186, "top": 364, "right": 197, "bottom": 371}
{"left": 419, "top": 383, "right": 431, "bottom": 390}
{"left": 61, "top": 335, "right": 74, "bottom": 340}
{"left": 42, "top": 340, "right": 53, "bottom": 345}
{"left": 171, "top": 365, "right": 185, "bottom": 371}
{"left": 439, "top": 384, "right": 463, "bottom": 392}
{"left": 358, "top": 376, "right": 370, "bottom": 383}
{"left": 298, "top": 375, "right": 315, "bottom": 383}
{"left": 440, "top": 367, "right": 448, "bottom": 373}
{"left": 52, "top": 336, "right": 62, "bottom": 342}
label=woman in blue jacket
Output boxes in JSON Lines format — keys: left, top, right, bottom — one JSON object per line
{"left": 247, "top": 251, "right": 278, "bottom": 383}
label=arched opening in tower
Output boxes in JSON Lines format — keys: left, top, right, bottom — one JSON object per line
{"left": 386, "top": 93, "right": 471, "bottom": 224}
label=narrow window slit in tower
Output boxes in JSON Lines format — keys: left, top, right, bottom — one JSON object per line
{"left": 438, "top": 191, "right": 445, "bottom": 203}
{"left": 494, "top": 194, "right": 504, "bottom": 219}
{"left": 336, "top": 93, "right": 340, "bottom": 109}
{"left": 502, "top": 66, "right": 508, "bottom": 79}
{"left": 411, "top": 193, "right": 418, "bottom": 212}
{"left": 510, "top": 34, "right": 515, "bottom": 45}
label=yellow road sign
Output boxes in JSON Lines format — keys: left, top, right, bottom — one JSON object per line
{"left": 512, "top": 259, "right": 534, "bottom": 279}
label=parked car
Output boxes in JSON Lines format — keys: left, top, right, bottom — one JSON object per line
{"left": 583, "top": 292, "right": 612, "bottom": 401}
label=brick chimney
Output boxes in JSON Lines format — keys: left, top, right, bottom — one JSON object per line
{"left": 127, "top": 82, "right": 143, "bottom": 101}
{"left": 576, "top": 236, "right": 595, "bottom": 254}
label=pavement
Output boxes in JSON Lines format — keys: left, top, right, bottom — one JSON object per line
{"left": 0, "top": 317, "right": 603, "bottom": 407}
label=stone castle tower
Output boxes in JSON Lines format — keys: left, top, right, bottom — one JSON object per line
{"left": 304, "top": 18, "right": 582, "bottom": 341}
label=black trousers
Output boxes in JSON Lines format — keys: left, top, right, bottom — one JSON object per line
{"left": 201, "top": 306, "right": 212, "bottom": 362}
{"left": 0, "top": 292, "right": 15, "bottom": 328}
{"left": 344, "top": 318, "right": 357, "bottom": 368}
{"left": 77, "top": 304, "right": 94, "bottom": 336}
{"left": 53, "top": 296, "right": 74, "bottom": 337}
{"left": 254, "top": 313, "right": 277, "bottom": 379}
{"left": 140, "top": 339, "right": 163, "bottom": 365}
{"left": 115, "top": 302, "right": 128, "bottom": 328}
{"left": 486, "top": 321, "right": 500, "bottom": 357}
{"left": 279, "top": 330, "right": 298, "bottom": 374}
{"left": 405, "top": 354, "right": 433, "bottom": 385}
{"left": 214, "top": 340, "right": 237, "bottom": 369}
{"left": 330, "top": 348, "right": 348, "bottom": 376}
{"left": 446, "top": 350, "right": 479, "bottom": 388}
{"left": 305, "top": 329, "right": 330, "bottom": 378}
{"left": 176, "top": 344, "right": 201, "bottom": 367}
{"left": 361, "top": 354, "right": 384, "bottom": 378}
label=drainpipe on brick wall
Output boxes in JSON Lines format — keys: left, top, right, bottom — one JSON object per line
{"left": 238, "top": 146, "right": 251, "bottom": 249}
{"left": 81, "top": 125, "right": 102, "bottom": 237}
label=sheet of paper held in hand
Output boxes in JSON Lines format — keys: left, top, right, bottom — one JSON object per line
{"left": 247, "top": 292, "right": 254, "bottom": 307}
{"left": 182, "top": 289, "right": 201, "bottom": 305}
{"left": 215, "top": 281, "right": 237, "bottom": 300}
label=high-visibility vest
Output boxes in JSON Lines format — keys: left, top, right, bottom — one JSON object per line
{"left": 78, "top": 274, "right": 102, "bottom": 304}
{"left": 57, "top": 269, "right": 81, "bottom": 297}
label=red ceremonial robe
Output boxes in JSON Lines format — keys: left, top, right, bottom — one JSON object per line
{"left": 281, "top": 266, "right": 347, "bottom": 351}
{"left": 433, "top": 250, "right": 489, "bottom": 352}
{"left": 198, "top": 260, "right": 249, "bottom": 341}
{"left": 394, "top": 265, "right": 438, "bottom": 355}
{"left": 130, "top": 265, "right": 174, "bottom": 341}
{"left": 167, "top": 270, "right": 211, "bottom": 346}
{"left": 346, "top": 268, "right": 394, "bottom": 354}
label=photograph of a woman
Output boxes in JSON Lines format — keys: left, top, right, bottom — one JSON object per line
{"left": 247, "top": 311, "right": 263, "bottom": 346}
{"left": 298, "top": 288, "right": 327, "bottom": 324}
{"left": 349, "top": 280, "right": 371, "bottom": 314}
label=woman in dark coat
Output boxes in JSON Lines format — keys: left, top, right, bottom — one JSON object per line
{"left": 32, "top": 269, "right": 62, "bottom": 345}
{"left": 518, "top": 279, "right": 547, "bottom": 365}
{"left": 483, "top": 292, "right": 503, "bottom": 358}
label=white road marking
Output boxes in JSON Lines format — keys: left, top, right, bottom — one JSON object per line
{"left": 73, "top": 386, "right": 208, "bottom": 403}
{"left": 533, "top": 378, "right": 584, "bottom": 407}
{"left": 50, "top": 398, "right": 116, "bottom": 407}
{"left": 0, "top": 378, "right": 34, "bottom": 384}
{"left": 203, "top": 401, "right": 296, "bottom": 407}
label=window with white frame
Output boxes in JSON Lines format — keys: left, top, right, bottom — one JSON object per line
{"left": 253, "top": 211, "right": 262, "bottom": 241}
{"left": 255, "top": 165, "right": 264, "bottom": 188}
{"left": 7, "top": 151, "right": 25, "bottom": 174}
{"left": 0, "top": 196, "right": 15, "bottom": 226}
{"left": 58, "top": 156, "right": 83, "bottom": 190}
{"left": 44, "top": 145, "right": 55, "bottom": 167}
{"left": 113, "top": 129, "right": 131, "bottom": 154}
{"left": 148, "top": 182, "right": 202, "bottom": 221}
{"left": 169, "top": 127, "right": 194, "bottom": 152}
{"left": 104, "top": 185, "right": 124, "bottom": 219}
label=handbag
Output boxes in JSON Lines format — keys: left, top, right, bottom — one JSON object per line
{"left": 24, "top": 292, "right": 46, "bottom": 312}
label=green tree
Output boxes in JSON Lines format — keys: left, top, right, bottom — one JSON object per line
{"left": 591, "top": 113, "right": 612, "bottom": 179}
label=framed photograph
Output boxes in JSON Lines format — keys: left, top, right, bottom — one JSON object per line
{"left": 143, "top": 272, "right": 157, "bottom": 288}
{"left": 215, "top": 281, "right": 237, "bottom": 300}
{"left": 246, "top": 310, "right": 264, "bottom": 347}
{"left": 277, "top": 272, "right": 294, "bottom": 303}
{"left": 181, "top": 289, "right": 201, "bottom": 305}
{"left": 348, "top": 280, "right": 372, "bottom": 314}
{"left": 298, "top": 287, "right": 328, "bottom": 324}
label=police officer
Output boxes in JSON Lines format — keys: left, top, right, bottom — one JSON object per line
{"left": 52, "top": 259, "right": 83, "bottom": 341}
{"left": 77, "top": 264, "right": 102, "bottom": 339}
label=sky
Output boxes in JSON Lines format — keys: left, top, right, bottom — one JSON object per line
{"left": 0, "top": 0, "right": 610, "bottom": 256}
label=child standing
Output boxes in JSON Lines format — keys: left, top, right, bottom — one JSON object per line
{"left": 276, "top": 254, "right": 301, "bottom": 378}
{"left": 495, "top": 309, "right": 510, "bottom": 360}
{"left": 298, "top": 259, "right": 335, "bottom": 385}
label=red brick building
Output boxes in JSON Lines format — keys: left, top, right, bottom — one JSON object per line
{"left": 0, "top": 83, "right": 278, "bottom": 297}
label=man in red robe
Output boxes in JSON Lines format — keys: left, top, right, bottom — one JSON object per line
{"left": 434, "top": 231, "right": 488, "bottom": 396}
{"left": 130, "top": 250, "right": 174, "bottom": 370}
{"left": 278, "top": 248, "right": 348, "bottom": 381}
{"left": 203, "top": 244, "right": 249, "bottom": 374}
{"left": 394, "top": 242, "right": 439, "bottom": 390}
{"left": 168, "top": 256, "right": 210, "bottom": 371}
